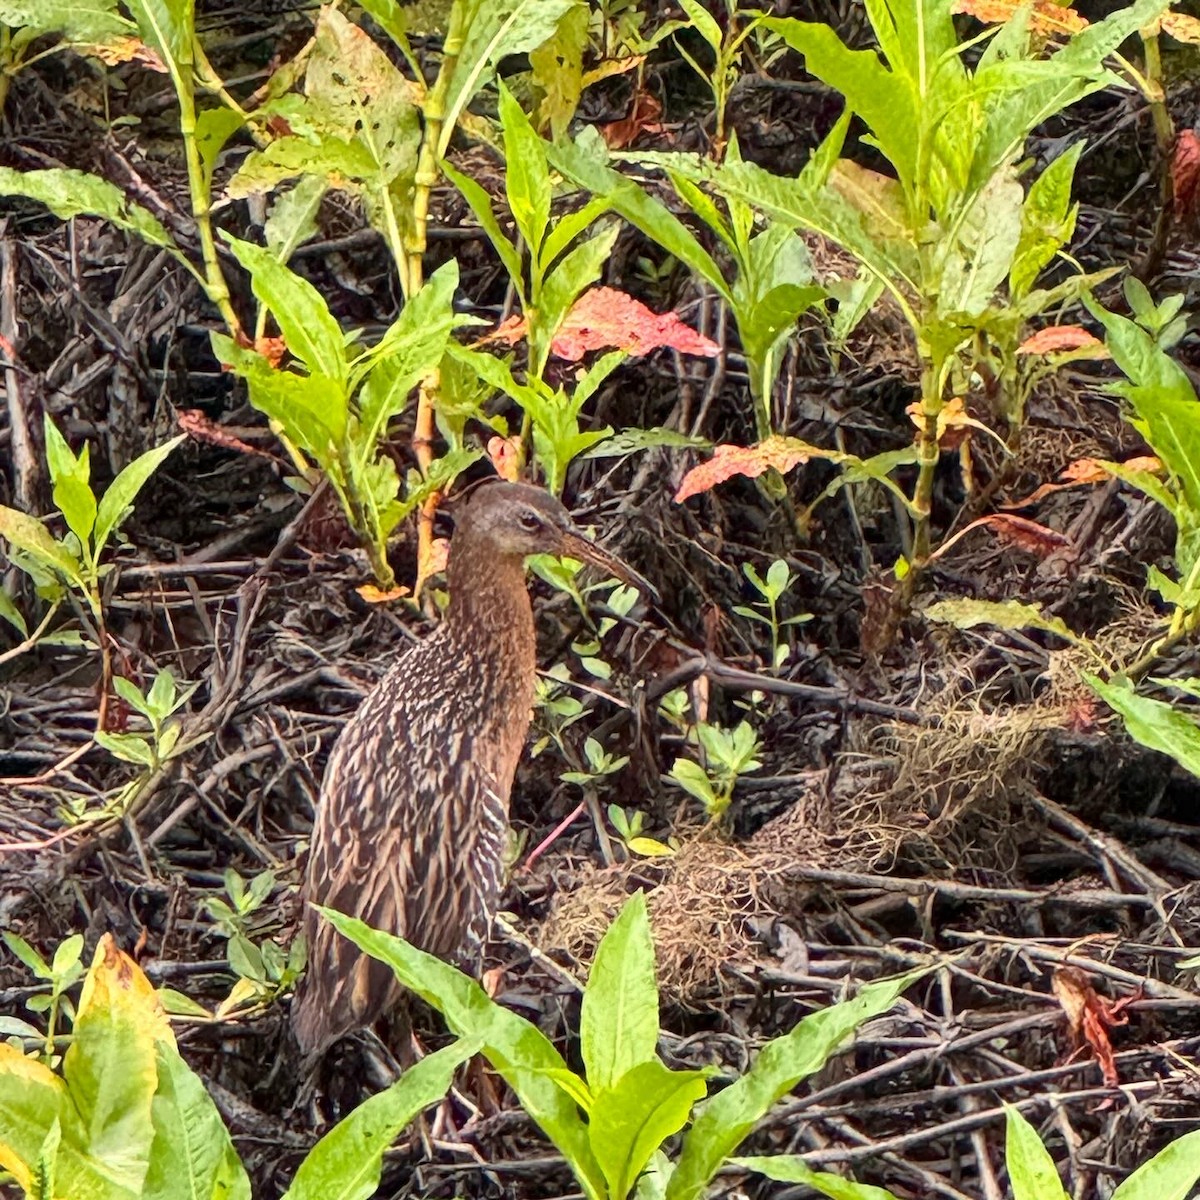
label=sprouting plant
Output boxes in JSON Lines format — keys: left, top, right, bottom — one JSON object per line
{"left": 322, "top": 892, "right": 923, "bottom": 1200}
{"left": 96, "top": 669, "right": 195, "bottom": 772}
{"left": 735, "top": 558, "right": 811, "bottom": 669}
{"left": 212, "top": 253, "right": 476, "bottom": 588}
{"left": 562, "top": 736, "right": 630, "bottom": 788}
{"left": 657, "top": 687, "right": 693, "bottom": 731}
{"left": 736, "top": 1104, "right": 1200, "bottom": 1200}
{"left": 204, "top": 869, "right": 304, "bottom": 1016}
{"left": 0, "top": 933, "right": 481, "bottom": 1200}
{"left": 0, "top": 933, "right": 84, "bottom": 1065}
{"left": 669, "top": 719, "right": 763, "bottom": 819}
{"left": 607, "top": 804, "right": 676, "bottom": 858}
{"left": 674, "top": 0, "right": 769, "bottom": 156}
{"left": 0, "top": 417, "right": 183, "bottom": 623}
{"left": 1122, "top": 275, "right": 1189, "bottom": 348}
{"left": 533, "top": 665, "right": 591, "bottom": 758}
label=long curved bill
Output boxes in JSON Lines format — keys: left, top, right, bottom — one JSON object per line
{"left": 558, "top": 531, "right": 660, "bottom": 605}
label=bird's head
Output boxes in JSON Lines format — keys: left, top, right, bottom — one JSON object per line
{"left": 450, "top": 480, "right": 658, "bottom": 601}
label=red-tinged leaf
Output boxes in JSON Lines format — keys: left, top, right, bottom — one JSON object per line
{"left": 177, "top": 409, "right": 277, "bottom": 461}
{"left": 674, "top": 436, "right": 816, "bottom": 502}
{"left": 1172, "top": 130, "right": 1200, "bottom": 221}
{"left": 951, "top": 0, "right": 1088, "bottom": 34}
{"left": 488, "top": 435, "right": 522, "bottom": 482}
{"left": 1052, "top": 967, "right": 1139, "bottom": 1088}
{"left": 1018, "top": 326, "right": 1106, "bottom": 355}
{"left": 1064, "top": 694, "right": 1099, "bottom": 734}
{"left": 552, "top": 287, "right": 720, "bottom": 361}
{"left": 601, "top": 92, "right": 664, "bottom": 150}
{"left": 254, "top": 335, "right": 287, "bottom": 367}
{"left": 1003, "top": 456, "right": 1163, "bottom": 509}
{"left": 484, "top": 315, "right": 528, "bottom": 348}
{"left": 979, "top": 513, "right": 1071, "bottom": 558}
{"left": 419, "top": 535, "right": 450, "bottom": 582}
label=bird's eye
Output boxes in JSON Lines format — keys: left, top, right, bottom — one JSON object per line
{"left": 518, "top": 511, "right": 543, "bottom": 532}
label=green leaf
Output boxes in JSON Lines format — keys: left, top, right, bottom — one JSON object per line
{"left": 440, "top": 0, "right": 580, "bottom": 158}
{"left": 665, "top": 972, "right": 922, "bottom": 1200}
{"left": 530, "top": 3, "right": 587, "bottom": 141}
{"left": 3, "top": 932, "right": 50, "bottom": 977}
{"left": 64, "top": 940, "right": 162, "bottom": 1192}
{"left": 195, "top": 106, "right": 245, "bottom": 195}
{"left": 581, "top": 892, "right": 659, "bottom": 1094}
{"left": 0, "top": 0, "right": 131, "bottom": 41}
{"left": 0, "top": 507, "right": 84, "bottom": 589}
{"left": 124, "top": 0, "right": 195, "bottom": 74}
{"left": 668, "top": 758, "right": 716, "bottom": 806}
{"left": 319, "top": 909, "right": 604, "bottom": 1200}
{"left": 1110, "top": 1130, "right": 1200, "bottom": 1200}
{"left": 590, "top": 1061, "right": 708, "bottom": 1200}
{"left": 536, "top": 223, "right": 620, "bottom": 365}
{"left": 1010, "top": 143, "right": 1082, "bottom": 299}
{"left": 143, "top": 1041, "right": 251, "bottom": 1200}
{"left": 223, "top": 234, "right": 347, "bottom": 383}
{"left": 1005, "top": 1105, "right": 1069, "bottom": 1200}
{"left": 547, "top": 133, "right": 732, "bottom": 303}
{"left": 0, "top": 167, "right": 176, "bottom": 252}
{"left": 442, "top": 160, "right": 525, "bottom": 300}
{"left": 281, "top": 1039, "right": 479, "bottom": 1200}
{"left": 93, "top": 435, "right": 185, "bottom": 560}
{"left": 0, "top": 587, "right": 28, "bottom": 636}
{"left": 732, "top": 1155, "right": 901, "bottom": 1200}
{"left": 51, "top": 935, "right": 84, "bottom": 978}
{"left": 581, "top": 428, "right": 712, "bottom": 459}
{"left": 937, "top": 165, "right": 1023, "bottom": 318}
{"left": 42, "top": 417, "right": 97, "bottom": 551}
{"left": 499, "top": 81, "right": 552, "bottom": 260}
{"left": 924, "top": 598, "right": 1079, "bottom": 643}
{"left": 264, "top": 176, "right": 328, "bottom": 264}
{"left": 95, "top": 731, "right": 158, "bottom": 767}
{"left": 1086, "top": 675, "right": 1200, "bottom": 780}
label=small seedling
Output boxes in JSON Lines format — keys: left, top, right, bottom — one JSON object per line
{"left": 670, "top": 719, "right": 763, "bottom": 819}
{"left": 562, "top": 736, "right": 629, "bottom": 787}
{"left": 734, "top": 558, "right": 811, "bottom": 669}
{"left": 96, "top": 668, "right": 195, "bottom": 770}
{"left": 1, "top": 932, "right": 84, "bottom": 1064}
{"left": 608, "top": 804, "right": 675, "bottom": 858}
{"left": 1123, "top": 277, "right": 1188, "bottom": 349}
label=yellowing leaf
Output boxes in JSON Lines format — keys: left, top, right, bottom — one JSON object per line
{"left": 1159, "top": 10, "right": 1200, "bottom": 43}
{"left": 356, "top": 584, "right": 411, "bottom": 604}
{"left": 951, "top": 0, "right": 1088, "bottom": 34}
{"left": 675, "top": 436, "right": 822, "bottom": 502}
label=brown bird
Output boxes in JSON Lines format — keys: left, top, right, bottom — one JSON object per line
{"left": 291, "top": 480, "right": 655, "bottom": 1060}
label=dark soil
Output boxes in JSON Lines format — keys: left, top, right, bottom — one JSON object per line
{"left": 3, "top": 5, "right": 1200, "bottom": 1200}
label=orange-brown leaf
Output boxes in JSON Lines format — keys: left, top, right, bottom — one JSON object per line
{"left": 1160, "top": 10, "right": 1200, "bottom": 44}
{"left": 1018, "top": 325, "right": 1106, "bottom": 355}
{"left": 356, "top": 584, "right": 411, "bottom": 603}
{"left": 601, "top": 92, "right": 664, "bottom": 150}
{"left": 177, "top": 409, "right": 277, "bottom": 461}
{"left": 85, "top": 36, "right": 167, "bottom": 70}
{"left": 1172, "top": 130, "right": 1200, "bottom": 221}
{"left": 1052, "top": 966, "right": 1137, "bottom": 1088}
{"left": 951, "top": 0, "right": 1087, "bottom": 33}
{"left": 979, "top": 513, "right": 1071, "bottom": 558}
{"left": 675, "top": 436, "right": 814, "bottom": 502}
{"left": 487, "top": 435, "right": 522, "bottom": 482}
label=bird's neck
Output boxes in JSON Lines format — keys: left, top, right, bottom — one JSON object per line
{"left": 445, "top": 537, "right": 536, "bottom": 648}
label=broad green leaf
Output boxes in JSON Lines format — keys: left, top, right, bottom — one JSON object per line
{"left": 0, "top": 0, "right": 131, "bottom": 41}
{"left": 590, "top": 1060, "right": 708, "bottom": 1200}
{"left": 763, "top": 17, "right": 918, "bottom": 191}
{"left": 733, "top": 1155, "right": 901, "bottom": 1200}
{"left": 924, "top": 598, "right": 1079, "bottom": 643}
{"left": 223, "top": 235, "right": 347, "bottom": 383}
{"left": 1010, "top": 143, "right": 1082, "bottom": 299}
{"left": 442, "top": 161, "right": 525, "bottom": 299}
{"left": 143, "top": 1042, "right": 251, "bottom": 1200}
{"left": 1085, "top": 301, "right": 1200, "bottom": 516}
{"left": 0, "top": 507, "right": 83, "bottom": 587}
{"left": 281, "top": 1039, "right": 478, "bottom": 1200}
{"left": 319, "top": 908, "right": 604, "bottom": 1200}
{"left": 42, "top": 419, "right": 97, "bottom": 553}
{"left": 264, "top": 176, "right": 328, "bottom": 264}
{"left": 1086, "top": 675, "right": 1200, "bottom": 780}
{"left": 63, "top": 937, "right": 168, "bottom": 1193}
{"left": 499, "top": 81, "right": 552, "bottom": 261}
{"left": 530, "top": 3, "right": 587, "bottom": 141}
{"left": 0, "top": 1046, "right": 67, "bottom": 1192}
{"left": 440, "top": 0, "right": 579, "bottom": 158}
{"left": 581, "top": 892, "right": 659, "bottom": 1094}
{"left": 668, "top": 758, "right": 716, "bottom": 806}
{"left": 665, "top": 972, "right": 922, "bottom": 1200}
{"left": 124, "top": 0, "right": 194, "bottom": 74}
{"left": 536, "top": 223, "right": 620, "bottom": 365}
{"left": 3, "top": 932, "right": 49, "bottom": 976}
{"left": 195, "top": 107, "right": 245, "bottom": 195}
{"left": 938, "top": 166, "right": 1023, "bottom": 318}
{"left": 355, "top": 260, "right": 460, "bottom": 463}
{"left": 0, "top": 168, "right": 175, "bottom": 251}
{"left": 1110, "top": 1130, "right": 1200, "bottom": 1200}
{"left": 547, "top": 133, "right": 732, "bottom": 303}
{"left": 228, "top": 135, "right": 380, "bottom": 199}
{"left": 1006, "top": 1106, "right": 1069, "bottom": 1200}
{"left": 93, "top": 436, "right": 185, "bottom": 560}
{"left": 676, "top": 0, "right": 721, "bottom": 51}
